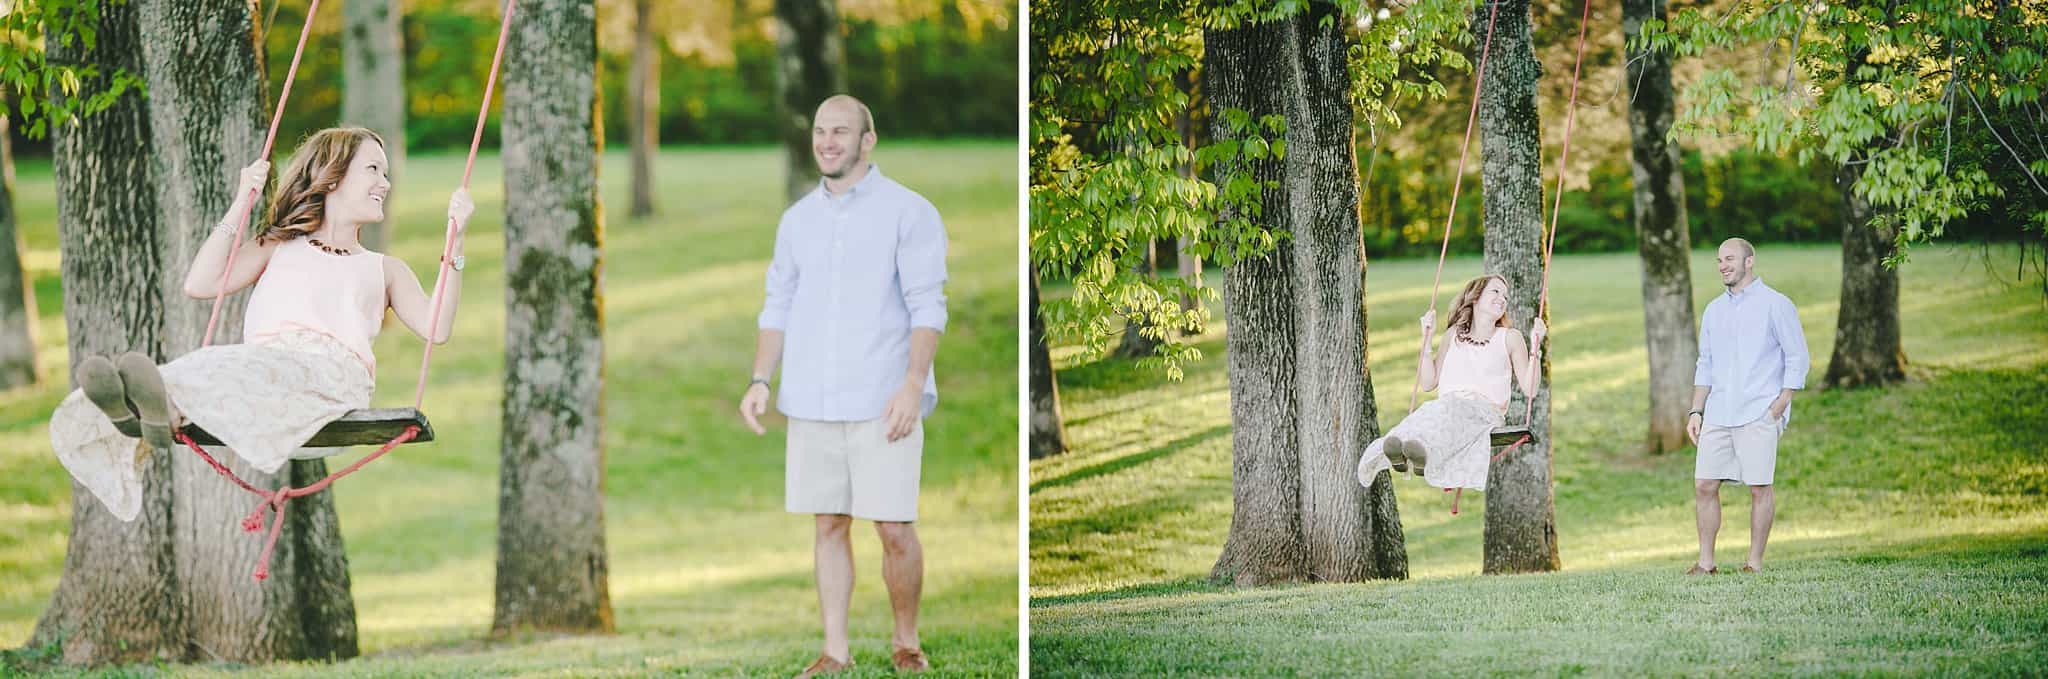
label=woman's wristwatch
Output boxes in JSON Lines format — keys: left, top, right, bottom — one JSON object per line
{"left": 446, "top": 255, "right": 466, "bottom": 271}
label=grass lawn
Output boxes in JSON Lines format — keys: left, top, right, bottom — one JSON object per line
{"left": 0, "top": 141, "right": 1019, "bottom": 677}
{"left": 1030, "top": 244, "right": 2048, "bottom": 676}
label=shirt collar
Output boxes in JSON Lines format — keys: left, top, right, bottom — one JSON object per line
{"left": 1726, "top": 277, "right": 1769, "bottom": 301}
{"left": 818, "top": 163, "right": 883, "bottom": 199}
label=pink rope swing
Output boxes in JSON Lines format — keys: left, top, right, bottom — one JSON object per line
{"left": 178, "top": 0, "right": 518, "bottom": 582}
{"left": 1401, "top": 0, "right": 1591, "bottom": 516}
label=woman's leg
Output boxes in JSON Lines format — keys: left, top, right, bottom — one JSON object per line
{"left": 114, "top": 352, "right": 176, "bottom": 450}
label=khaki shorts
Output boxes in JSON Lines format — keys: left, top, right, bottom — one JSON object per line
{"left": 1696, "top": 414, "right": 1783, "bottom": 486}
{"left": 785, "top": 417, "right": 923, "bottom": 522}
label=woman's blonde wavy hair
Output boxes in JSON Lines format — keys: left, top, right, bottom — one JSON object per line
{"left": 258, "top": 127, "right": 384, "bottom": 245}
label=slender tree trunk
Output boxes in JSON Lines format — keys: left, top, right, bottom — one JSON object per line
{"left": 494, "top": 0, "right": 615, "bottom": 635}
{"left": 1208, "top": 4, "right": 1404, "bottom": 586}
{"left": 1475, "top": 0, "right": 1560, "bottom": 575}
{"left": 1825, "top": 45, "right": 1906, "bottom": 389}
{"left": 1623, "top": 0, "right": 1696, "bottom": 455}
{"left": 0, "top": 107, "right": 38, "bottom": 389}
{"left": 1175, "top": 68, "right": 1204, "bottom": 331}
{"left": 1028, "top": 272, "right": 1067, "bottom": 458}
{"left": 1112, "top": 240, "right": 1162, "bottom": 358}
{"left": 30, "top": 2, "right": 184, "bottom": 664}
{"left": 775, "top": 0, "right": 845, "bottom": 203}
{"left": 342, "top": 0, "right": 407, "bottom": 250}
{"left": 137, "top": 0, "right": 358, "bottom": 660}
{"left": 628, "top": 0, "right": 658, "bottom": 218}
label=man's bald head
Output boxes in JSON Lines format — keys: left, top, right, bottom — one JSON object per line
{"left": 1721, "top": 237, "right": 1755, "bottom": 258}
{"left": 816, "top": 95, "right": 875, "bottom": 137}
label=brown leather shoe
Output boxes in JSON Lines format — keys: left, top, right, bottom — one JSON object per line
{"left": 796, "top": 654, "right": 852, "bottom": 678}
{"left": 892, "top": 647, "right": 931, "bottom": 672}
{"left": 1740, "top": 564, "right": 1760, "bottom": 573}
{"left": 1684, "top": 564, "right": 1719, "bottom": 575}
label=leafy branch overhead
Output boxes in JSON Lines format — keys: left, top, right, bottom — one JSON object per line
{"left": 1029, "top": 0, "right": 1474, "bottom": 378}
{"left": 1639, "top": 0, "right": 2048, "bottom": 264}
{"left": 2, "top": 0, "right": 148, "bottom": 138}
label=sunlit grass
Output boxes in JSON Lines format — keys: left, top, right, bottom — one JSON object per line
{"left": 1029, "top": 244, "right": 2048, "bottom": 675}
{"left": 0, "top": 141, "right": 1019, "bottom": 677}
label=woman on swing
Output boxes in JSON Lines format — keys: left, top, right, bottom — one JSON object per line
{"left": 1357, "top": 274, "right": 1546, "bottom": 492}
{"left": 50, "top": 127, "right": 473, "bottom": 521}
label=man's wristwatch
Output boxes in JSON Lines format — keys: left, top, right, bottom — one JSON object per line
{"left": 749, "top": 376, "right": 770, "bottom": 390}
{"left": 1688, "top": 409, "right": 1705, "bottom": 418}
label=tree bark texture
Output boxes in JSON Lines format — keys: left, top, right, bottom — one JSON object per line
{"left": 0, "top": 108, "right": 38, "bottom": 389}
{"left": 1207, "top": 4, "right": 1405, "bottom": 586}
{"left": 1028, "top": 272, "right": 1068, "bottom": 459}
{"left": 342, "top": 0, "right": 407, "bottom": 250}
{"left": 628, "top": 0, "right": 658, "bottom": 218}
{"left": 137, "top": 0, "right": 358, "bottom": 661}
{"left": 495, "top": 0, "right": 615, "bottom": 635}
{"left": 1622, "top": 0, "right": 1697, "bottom": 455}
{"left": 775, "top": 0, "right": 845, "bottom": 203}
{"left": 31, "top": 1, "right": 184, "bottom": 663}
{"left": 1475, "top": 0, "right": 1560, "bottom": 575}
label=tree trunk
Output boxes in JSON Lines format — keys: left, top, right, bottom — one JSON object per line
{"left": 1824, "top": 47, "right": 1907, "bottom": 389}
{"left": 0, "top": 107, "right": 38, "bottom": 389}
{"left": 137, "top": 0, "right": 358, "bottom": 661}
{"left": 1208, "top": 4, "right": 1404, "bottom": 586}
{"left": 31, "top": 2, "right": 185, "bottom": 664}
{"left": 1825, "top": 157, "right": 1907, "bottom": 388}
{"left": 342, "top": 0, "right": 407, "bottom": 250}
{"left": 1028, "top": 271, "right": 1067, "bottom": 458}
{"left": 628, "top": 0, "right": 658, "bottom": 218}
{"left": 1112, "top": 240, "right": 1162, "bottom": 358}
{"left": 775, "top": 0, "right": 845, "bottom": 203}
{"left": 1475, "top": 0, "right": 1560, "bottom": 575}
{"left": 494, "top": 0, "right": 615, "bottom": 635}
{"left": 1623, "top": 0, "right": 1696, "bottom": 455}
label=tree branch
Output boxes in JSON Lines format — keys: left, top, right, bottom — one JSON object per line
{"left": 1964, "top": 85, "right": 2048, "bottom": 198}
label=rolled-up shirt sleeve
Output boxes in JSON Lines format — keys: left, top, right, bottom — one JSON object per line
{"left": 897, "top": 200, "right": 949, "bottom": 332}
{"left": 758, "top": 213, "right": 799, "bottom": 330}
{"left": 1773, "top": 296, "right": 1810, "bottom": 390}
{"left": 1694, "top": 312, "right": 1714, "bottom": 388}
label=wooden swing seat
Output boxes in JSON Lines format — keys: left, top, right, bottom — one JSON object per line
{"left": 1489, "top": 425, "right": 1537, "bottom": 448}
{"left": 114, "top": 408, "right": 434, "bottom": 447}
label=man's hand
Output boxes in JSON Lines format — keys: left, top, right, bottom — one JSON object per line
{"left": 1767, "top": 392, "right": 1791, "bottom": 421}
{"left": 1687, "top": 412, "right": 1702, "bottom": 445}
{"left": 739, "top": 383, "right": 770, "bottom": 435}
{"left": 882, "top": 382, "right": 922, "bottom": 442}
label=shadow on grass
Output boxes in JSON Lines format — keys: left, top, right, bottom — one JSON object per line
{"left": 1030, "top": 424, "right": 1230, "bottom": 494}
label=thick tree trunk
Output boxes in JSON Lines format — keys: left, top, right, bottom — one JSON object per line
{"left": 628, "top": 0, "right": 658, "bottom": 218}
{"left": 1623, "top": 0, "right": 1696, "bottom": 455}
{"left": 494, "top": 0, "right": 615, "bottom": 635}
{"left": 0, "top": 109, "right": 38, "bottom": 388}
{"left": 1825, "top": 157, "right": 1907, "bottom": 388}
{"left": 31, "top": 2, "right": 184, "bottom": 664}
{"left": 1475, "top": 0, "right": 1560, "bottom": 575}
{"left": 1208, "top": 4, "right": 1404, "bottom": 586}
{"left": 775, "top": 0, "right": 845, "bottom": 203}
{"left": 1028, "top": 272, "right": 1068, "bottom": 459}
{"left": 1112, "top": 240, "right": 1162, "bottom": 358}
{"left": 342, "top": 0, "right": 407, "bottom": 250}
{"left": 137, "top": 0, "right": 358, "bottom": 661}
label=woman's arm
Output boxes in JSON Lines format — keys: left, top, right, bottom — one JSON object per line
{"left": 385, "top": 190, "right": 473, "bottom": 344}
{"left": 1508, "top": 319, "right": 1547, "bottom": 397}
{"left": 181, "top": 161, "right": 278, "bottom": 298}
{"left": 1415, "top": 310, "right": 1449, "bottom": 392}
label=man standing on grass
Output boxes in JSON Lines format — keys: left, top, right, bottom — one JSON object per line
{"left": 740, "top": 94, "right": 948, "bottom": 676}
{"left": 1687, "top": 237, "right": 1810, "bottom": 575}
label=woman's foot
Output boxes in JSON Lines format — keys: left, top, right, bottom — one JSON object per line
{"left": 76, "top": 356, "right": 137, "bottom": 428}
{"left": 1405, "top": 439, "right": 1430, "bottom": 476}
{"left": 114, "top": 353, "right": 175, "bottom": 451}
{"left": 1383, "top": 436, "right": 1410, "bottom": 473}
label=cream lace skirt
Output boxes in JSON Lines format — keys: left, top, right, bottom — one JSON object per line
{"left": 1356, "top": 390, "right": 1505, "bottom": 491}
{"left": 50, "top": 330, "right": 374, "bottom": 521}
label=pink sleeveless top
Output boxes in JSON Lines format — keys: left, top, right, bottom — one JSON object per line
{"left": 243, "top": 238, "right": 387, "bottom": 374}
{"left": 1437, "top": 327, "right": 1511, "bottom": 409}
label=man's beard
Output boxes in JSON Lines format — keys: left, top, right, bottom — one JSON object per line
{"left": 818, "top": 152, "right": 862, "bottom": 179}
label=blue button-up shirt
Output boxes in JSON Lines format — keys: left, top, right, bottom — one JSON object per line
{"left": 759, "top": 165, "right": 948, "bottom": 422}
{"left": 1695, "top": 278, "right": 1810, "bottom": 427}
